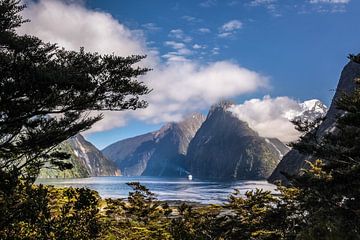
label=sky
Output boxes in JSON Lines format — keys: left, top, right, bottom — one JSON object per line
{"left": 19, "top": 0, "right": 360, "bottom": 149}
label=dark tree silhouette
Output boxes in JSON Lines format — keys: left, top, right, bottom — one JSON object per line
{"left": 0, "top": 0, "right": 151, "bottom": 181}
{"left": 288, "top": 55, "right": 360, "bottom": 238}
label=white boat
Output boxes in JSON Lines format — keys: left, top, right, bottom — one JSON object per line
{"left": 188, "top": 174, "right": 193, "bottom": 181}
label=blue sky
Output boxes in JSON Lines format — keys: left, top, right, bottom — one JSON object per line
{"left": 21, "top": 0, "right": 360, "bottom": 149}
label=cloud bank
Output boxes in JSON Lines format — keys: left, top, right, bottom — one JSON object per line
{"left": 19, "top": 0, "right": 268, "bottom": 133}
{"left": 20, "top": 0, "right": 155, "bottom": 65}
{"left": 228, "top": 96, "right": 320, "bottom": 142}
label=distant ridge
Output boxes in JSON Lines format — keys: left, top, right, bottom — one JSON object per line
{"left": 102, "top": 113, "right": 205, "bottom": 176}
{"left": 39, "top": 134, "right": 120, "bottom": 178}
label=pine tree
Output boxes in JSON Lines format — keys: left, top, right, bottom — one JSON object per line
{"left": 0, "top": 1, "right": 151, "bottom": 236}
{"left": 0, "top": 0, "right": 151, "bottom": 181}
{"left": 289, "top": 55, "right": 360, "bottom": 239}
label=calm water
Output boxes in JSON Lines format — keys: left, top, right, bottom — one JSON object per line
{"left": 36, "top": 176, "right": 276, "bottom": 204}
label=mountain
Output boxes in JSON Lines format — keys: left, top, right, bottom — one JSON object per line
{"left": 39, "top": 134, "right": 121, "bottom": 178}
{"left": 269, "top": 61, "right": 360, "bottom": 183}
{"left": 102, "top": 132, "right": 157, "bottom": 176}
{"left": 102, "top": 113, "right": 205, "bottom": 176}
{"left": 186, "top": 101, "right": 289, "bottom": 180}
{"left": 284, "top": 99, "right": 328, "bottom": 126}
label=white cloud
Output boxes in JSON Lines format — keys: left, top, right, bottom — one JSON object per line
{"left": 182, "top": 15, "right": 202, "bottom": 23}
{"left": 303, "top": 0, "right": 349, "bottom": 13}
{"left": 228, "top": 1, "right": 239, "bottom": 6}
{"left": 219, "top": 20, "right": 243, "bottom": 38}
{"left": 248, "top": 0, "right": 281, "bottom": 17}
{"left": 19, "top": 0, "right": 156, "bottom": 66}
{"left": 221, "top": 20, "right": 243, "bottom": 32}
{"left": 192, "top": 44, "right": 205, "bottom": 49}
{"left": 161, "top": 54, "right": 190, "bottom": 63}
{"left": 137, "top": 61, "right": 268, "bottom": 123}
{"left": 163, "top": 41, "right": 192, "bottom": 62}
{"left": 249, "top": 0, "right": 277, "bottom": 6}
{"left": 90, "top": 61, "right": 268, "bottom": 132}
{"left": 218, "top": 32, "right": 233, "bottom": 38}
{"left": 211, "top": 47, "right": 220, "bottom": 55}
{"left": 165, "top": 41, "right": 186, "bottom": 50}
{"left": 228, "top": 96, "right": 326, "bottom": 142}
{"left": 198, "top": 28, "right": 211, "bottom": 33}
{"left": 199, "top": 0, "right": 217, "bottom": 7}
{"left": 142, "top": 23, "right": 161, "bottom": 32}
{"left": 310, "top": 0, "right": 350, "bottom": 3}
{"left": 19, "top": 0, "right": 268, "bottom": 133}
{"left": 168, "top": 29, "right": 192, "bottom": 43}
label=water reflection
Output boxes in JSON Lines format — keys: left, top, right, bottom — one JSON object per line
{"left": 36, "top": 176, "right": 276, "bottom": 204}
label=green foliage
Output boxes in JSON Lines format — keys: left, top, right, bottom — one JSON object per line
{"left": 288, "top": 56, "right": 360, "bottom": 239}
{"left": 2, "top": 1, "right": 360, "bottom": 239}
{"left": 100, "top": 182, "right": 173, "bottom": 240}
{"left": 0, "top": 179, "right": 101, "bottom": 239}
{"left": 0, "top": 1, "right": 151, "bottom": 236}
{"left": 0, "top": 0, "right": 150, "bottom": 181}
{"left": 169, "top": 203, "right": 223, "bottom": 240}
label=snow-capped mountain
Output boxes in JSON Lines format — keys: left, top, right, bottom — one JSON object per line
{"left": 285, "top": 99, "right": 327, "bottom": 123}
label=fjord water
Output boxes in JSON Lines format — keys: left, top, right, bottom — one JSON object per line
{"left": 36, "top": 177, "right": 276, "bottom": 204}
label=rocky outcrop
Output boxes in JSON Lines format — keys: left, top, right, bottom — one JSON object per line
{"left": 268, "top": 61, "right": 360, "bottom": 183}
{"left": 102, "top": 113, "right": 205, "bottom": 176}
{"left": 39, "top": 134, "right": 120, "bottom": 178}
{"left": 186, "top": 101, "right": 289, "bottom": 180}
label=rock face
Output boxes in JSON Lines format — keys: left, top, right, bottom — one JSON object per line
{"left": 102, "top": 132, "right": 156, "bottom": 176}
{"left": 268, "top": 61, "right": 360, "bottom": 183}
{"left": 102, "top": 113, "right": 205, "bottom": 176}
{"left": 67, "top": 134, "right": 121, "bottom": 176}
{"left": 186, "top": 101, "right": 289, "bottom": 180}
{"left": 39, "top": 134, "right": 121, "bottom": 178}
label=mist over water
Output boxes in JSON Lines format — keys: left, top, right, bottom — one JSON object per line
{"left": 36, "top": 176, "right": 276, "bottom": 204}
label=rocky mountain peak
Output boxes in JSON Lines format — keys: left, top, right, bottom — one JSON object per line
{"left": 186, "top": 103, "right": 288, "bottom": 180}
{"left": 102, "top": 112, "right": 205, "bottom": 177}
{"left": 208, "top": 100, "right": 235, "bottom": 117}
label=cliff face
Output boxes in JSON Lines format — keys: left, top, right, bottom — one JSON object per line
{"left": 103, "top": 132, "right": 157, "bottom": 176}
{"left": 102, "top": 113, "right": 205, "bottom": 176}
{"left": 186, "top": 102, "right": 288, "bottom": 180}
{"left": 268, "top": 61, "right": 360, "bottom": 183}
{"left": 67, "top": 134, "right": 121, "bottom": 176}
{"left": 143, "top": 114, "right": 206, "bottom": 176}
{"left": 39, "top": 134, "right": 120, "bottom": 178}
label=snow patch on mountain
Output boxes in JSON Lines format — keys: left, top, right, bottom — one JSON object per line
{"left": 284, "top": 99, "right": 327, "bottom": 122}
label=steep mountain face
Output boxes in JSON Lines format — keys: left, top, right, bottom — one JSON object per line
{"left": 67, "top": 134, "right": 121, "bottom": 176}
{"left": 186, "top": 102, "right": 289, "bottom": 180}
{"left": 102, "top": 113, "right": 205, "bottom": 176}
{"left": 269, "top": 61, "right": 360, "bottom": 183}
{"left": 39, "top": 134, "right": 121, "bottom": 178}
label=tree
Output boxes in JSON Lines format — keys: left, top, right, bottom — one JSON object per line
{"left": 0, "top": 1, "right": 151, "bottom": 237}
{"left": 0, "top": 0, "right": 151, "bottom": 181}
{"left": 288, "top": 55, "right": 360, "bottom": 239}
{"left": 101, "top": 182, "right": 172, "bottom": 240}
